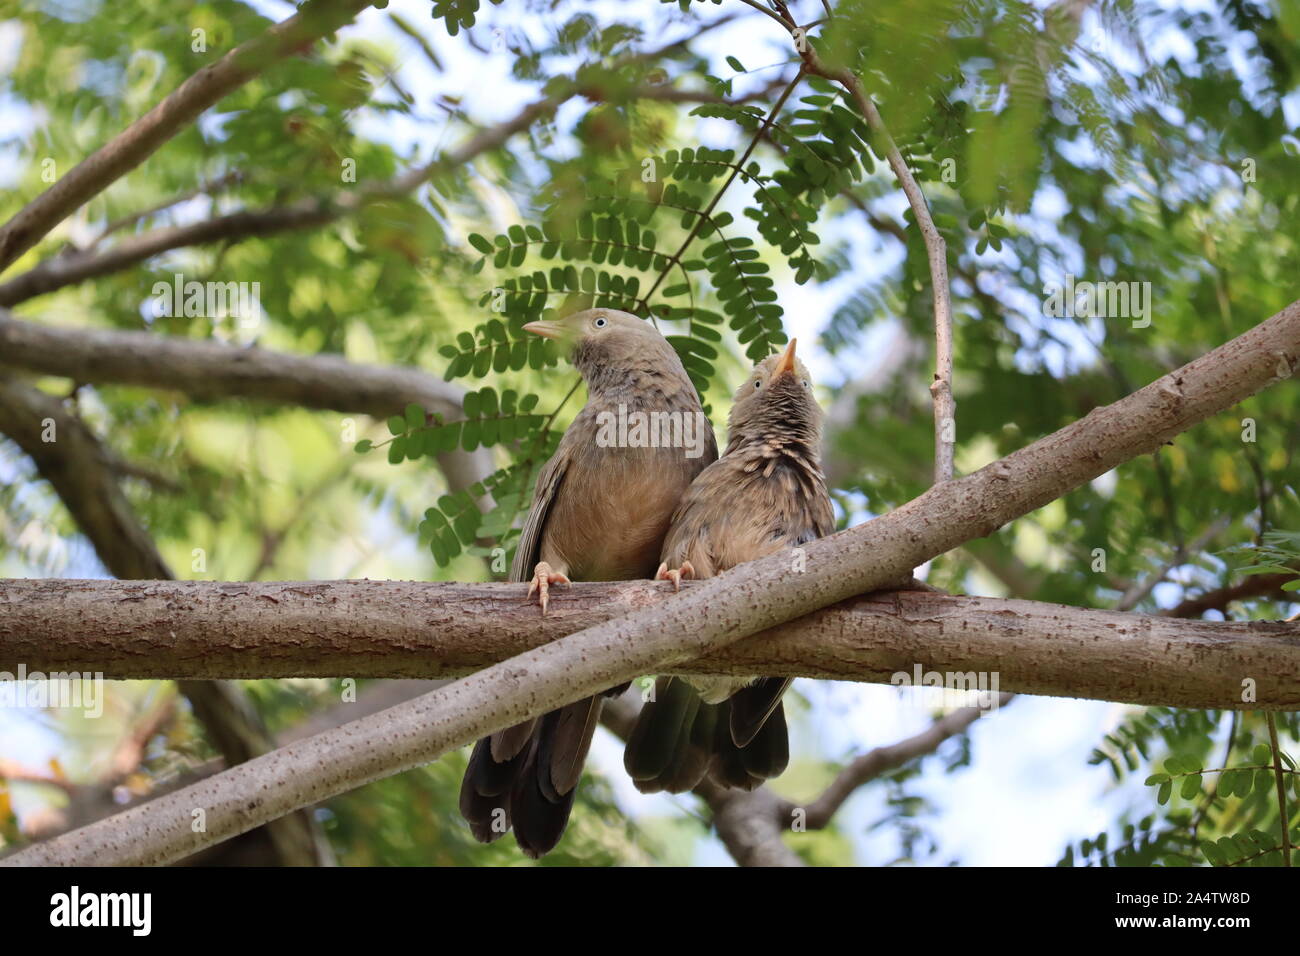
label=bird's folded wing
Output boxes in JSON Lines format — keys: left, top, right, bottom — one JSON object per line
{"left": 509, "top": 451, "right": 569, "bottom": 584}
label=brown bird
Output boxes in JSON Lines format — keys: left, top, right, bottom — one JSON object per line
{"left": 458, "top": 307, "right": 717, "bottom": 857}
{"left": 623, "top": 338, "right": 834, "bottom": 794}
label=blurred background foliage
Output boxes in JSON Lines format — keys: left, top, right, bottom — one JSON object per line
{"left": 0, "top": 0, "right": 1298, "bottom": 865}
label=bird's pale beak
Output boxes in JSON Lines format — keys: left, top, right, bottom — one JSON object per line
{"left": 522, "top": 320, "right": 569, "bottom": 340}
{"left": 773, "top": 338, "right": 798, "bottom": 377}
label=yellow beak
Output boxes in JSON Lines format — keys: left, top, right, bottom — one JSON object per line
{"left": 773, "top": 338, "right": 798, "bottom": 377}
{"left": 522, "top": 320, "right": 568, "bottom": 340}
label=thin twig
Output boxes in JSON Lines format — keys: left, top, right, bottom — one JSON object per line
{"left": 753, "top": 7, "right": 956, "bottom": 484}
{"left": 822, "top": 71, "right": 954, "bottom": 483}
{"left": 84, "top": 171, "right": 245, "bottom": 250}
{"left": 1267, "top": 712, "right": 1293, "bottom": 866}
{"left": 640, "top": 69, "right": 805, "bottom": 306}
{"left": 735, "top": 0, "right": 793, "bottom": 28}
{"left": 1115, "top": 515, "right": 1231, "bottom": 612}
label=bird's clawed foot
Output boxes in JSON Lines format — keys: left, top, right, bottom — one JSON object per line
{"left": 526, "top": 561, "right": 571, "bottom": 615}
{"left": 655, "top": 560, "right": 695, "bottom": 592}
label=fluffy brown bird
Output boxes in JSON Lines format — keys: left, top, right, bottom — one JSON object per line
{"left": 458, "top": 307, "right": 717, "bottom": 857}
{"left": 623, "top": 338, "right": 834, "bottom": 794}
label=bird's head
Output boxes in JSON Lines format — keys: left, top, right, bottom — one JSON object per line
{"left": 725, "top": 339, "right": 822, "bottom": 451}
{"left": 523, "top": 308, "right": 686, "bottom": 392}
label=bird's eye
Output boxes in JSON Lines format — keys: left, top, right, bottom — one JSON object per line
{"left": 593, "top": 317, "right": 608, "bottom": 328}
{"left": 802, "top": 379, "right": 810, "bottom": 388}
{"left": 753, "top": 380, "right": 762, "bottom": 389}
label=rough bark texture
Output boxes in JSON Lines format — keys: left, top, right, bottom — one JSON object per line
{"left": 2, "top": 579, "right": 1297, "bottom": 709}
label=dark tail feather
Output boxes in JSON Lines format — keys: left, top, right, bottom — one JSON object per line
{"left": 624, "top": 677, "right": 697, "bottom": 785}
{"left": 458, "top": 697, "right": 603, "bottom": 857}
{"left": 457, "top": 714, "right": 539, "bottom": 841}
{"left": 737, "top": 700, "right": 789, "bottom": 780}
{"left": 491, "top": 718, "right": 537, "bottom": 762}
{"left": 711, "top": 708, "right": 766, "bottom": 791}
{"left": 624, "top": 679, "right": 791, "bottom": 794}
{"left": 538, "top": 697, "right": 603, "bottom": 800}
{"left": 645, "top": 692, "right": 709, "bottom": 794}
{"left": 730, "top": 677, "right": 791, "bottom": 747}
{"left": 509, "top": 727, "right": 578, "bottom": 859}
{"left": 459, "top": 736, "right": 524, "bottom": 843}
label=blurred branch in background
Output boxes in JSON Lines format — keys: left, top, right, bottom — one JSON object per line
{"left": 0, "top": 0, "right": 377, "bottom": 272}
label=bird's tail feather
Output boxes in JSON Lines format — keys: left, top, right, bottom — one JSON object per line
{"left": 716, "top": 699, "right": 788, "bottom": 788}
{"left": 730, "top": 677, "right": 792, "bottom": 747}
{"left": 623, "top": 676, "right": 790, "bottom": 794}
{"left": 623, "top": 676, "right": 697, "bottom": 785}
{"left": 458, "top": 736, "right": 522, "bottom": 843}
{"left": 459, "top": 696, "right": 604, "bottom": 858}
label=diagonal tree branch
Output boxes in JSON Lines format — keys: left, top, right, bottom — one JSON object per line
{"left": 0, "top": 88, "right": 565, "bottom": 309}
{"left": 2, "top": 296, "right": 1296, "bottom": 866}
{"left": 0, "top": 206, "right": 339, "bottom": 308}
{"left": 0, "top": 0, "right": 375, "bottom": 274}
{"left": 5, "top": 680, "right": 443, "bottom": 849}
{"left": 0, "top": 373, "right": 170, "bottom": 578}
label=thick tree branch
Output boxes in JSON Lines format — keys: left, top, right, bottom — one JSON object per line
{"left": 0, "top": 0, "right": 375, "bottom": 273}
{"left": 0, "top": 310, "right": 493, "bottom": 498}
{"left": 3, "top": 298, "right": 1297, "bottom": 865}
{"left": 2, "top": 579, "right": 1299, "bottom": 709}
